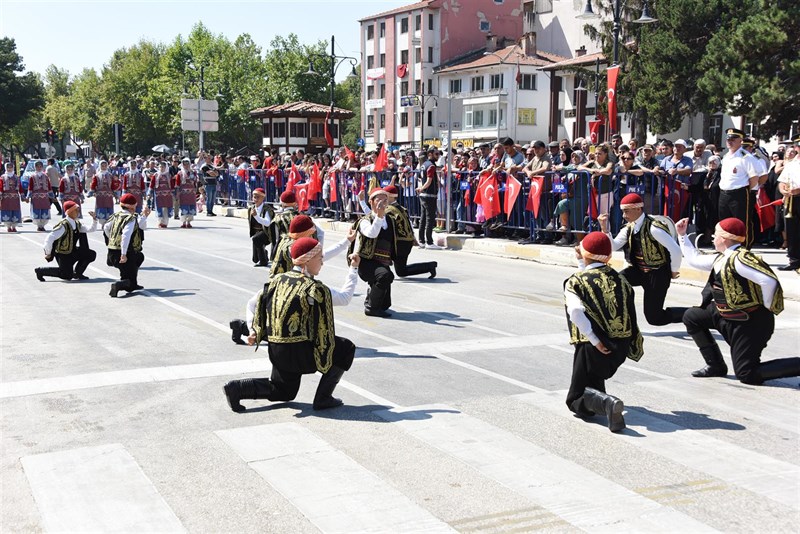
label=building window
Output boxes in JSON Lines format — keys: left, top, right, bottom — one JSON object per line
{"left": 414, "top": 47, "right": 421, "bottom": 63}
{"left": 262, "top": 122, "right": 269, "bottom": 139}
{"left": 367, "top": 25, "right": 374, "bottom": 40}
{"left": 379, "top": 83, "right": 385, "bottom": 98}
{"left": 380, "top": 114, "right": 385, "bottom": 129}
{"left": 273, "top": 122, "right": 286, "bottom": 138}
{"left": 708, "top": 115, "right": 723, "bottom": 148}
{"left": 427, "top": 79, "right": 432, "bottom": 94}
{"left": 414, "top": 111, "right": 421, "bottom": 127}
{"left": 401, "top": 81, "right": 409, "bottom": 96}
{"left": 415, "top": 80, "right": 422, "bottom": 95}
{"left": 427, "top": 110, "right": 433, "bottom": 127}
{"left": 428, "top": 47, "right": 433, "bottom": 63}
{"left": 367, "top": 115, "right": 375, "bottom": 129}
{"left": 367, "top": 55, "right": 374, "bottom": 69}
{"left": 428, "top": 13, "right": 434, "bottom": 30}
{"left": 401, "top": 17, "right": 409, "bottom": 33}
{"left": 380, "top": 22, "right": 385, "bottom": 37}
{"left": 415, "top": 14, "right": 421, "bottom": 31}
{"left": 289, "top": 122, "right": 307, "bottom": 138}
{"left": 367, "top": 86, "right": 374, "bottom": 99}
{"left": 520, "top": 73, "right": 537, "bottom": 90}
{"left": 534, "top": 0, "right": 554, "bottom": 14}
{"left": 400, "top": 49, "right": 409, "bottom": 64}
{"left": 449, "top": 79, "right": 461, "bottom": 94}
{"left": 490, "top": 73, "right": 503, "bottom": 90}
{"left": 488, "top": 109, "right": 505, "bottom": 127}
{"left": 310, "top": 123, "right": 321, "bottom": 138}
{"left": 479, "top": 21, "right": 491, "bottom": 32}
{"left": 471, "top": 76, "right": 484, "bottom": 92}
{"left": 380, "top": 53, "right": 385, "bottom": 67}
{"left": 400, "top": 112, "right": 409, "bottom": 127}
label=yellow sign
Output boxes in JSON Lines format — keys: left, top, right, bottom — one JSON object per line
{"left": 424, "top": 139, "right": 442, "bottom": 148}
{"left": 518, "top": 108, "right": 537, "bottom": 126}
{"left": 451, "top": 139, "right": 474, "bottom": 149}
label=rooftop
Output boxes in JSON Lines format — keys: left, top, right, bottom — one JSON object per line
{"left": 249, "top": 101, "right": 355, "bottom": 119}
{"left": 435, "top": 43, "right": 568, "bottom": 74}
{"left": 539, "top": 51, "right": 607, "bottom": 71}
{"left": 359, "top": 0, "right": 436, "bottom": 23}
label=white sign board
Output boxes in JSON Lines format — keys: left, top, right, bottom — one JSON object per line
{"left": 365, "top": 99, "right": 385, "bottom": 110}
{"left": 180, "top": 99, "right": 219, "bottom": 112}
{"left": 180, "top": 109, "right": 219, "bottom": 121}
{"left": 181, "top": 120, "right": 220, "bottom": 132}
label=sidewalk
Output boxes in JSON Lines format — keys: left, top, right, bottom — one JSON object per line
{"left": 215, "top": 205, "right": 800, "bottom": 301}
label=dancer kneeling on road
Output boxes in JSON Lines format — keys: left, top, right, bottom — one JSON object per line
{"left": 104, "top": 193, "right": 150, "bottom": 297}
{"left": 564, "top": 231, "right": 644, "bottom": 432}
{"left": 223, "top": 237, "right": 359, "bottom": 411}
{"left": 35, "top": 201, "right": 98, "bottom": 282}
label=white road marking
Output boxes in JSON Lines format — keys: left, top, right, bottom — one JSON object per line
{"left": 376, "top": 404, "right": 716, "bottom": 532}
{"left": 513, "top": 390, "right": 800, "bottom": 511}
{"left": 546, "top": 344, "right": 675, "bottom": 380}
{"left": 21, "top": 443, "right": 185, "bottom": 533}
{"left": 216, "top": 423, "right": 454, "bottom": 534}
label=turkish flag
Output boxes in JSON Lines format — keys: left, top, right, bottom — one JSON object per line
{"left": 374, "top": 144, "right": 388, "bottom": 172}
{"left": 472, "top": 170, "right": 492, "bottom": 206}
{"left": 329, "top": 171, "right": 337, "bottom": 203}
{"left": 285, "top": 162, "right": 299, "bottom": 192}
{"left": 309, "top": 163, "right": 321, "bottom": 197}
{"left": 606, "top": 65, "right": 619, "bottom": 133}
{"left": 324, "top": 111, "right": 334, "bottom": 149}
{"left": 295, "top": 182, "right": 310, "bottom": 211}
{"left": 525, "top": 176, "right": 545, "bottom": 218}
{"left": 589, "top": 120, "right": 603, "bottom": 145}
{"left": 464, "top": 186, "right": 471, "bottom": 207}
{"left": 479, "top": 175, "right": 500, "bottom": 220}
{"left": 757, "top": 188, "right": 776, "bottom": 232}
{"left": 505, "top": 173, "right": 522, "bottom": 216}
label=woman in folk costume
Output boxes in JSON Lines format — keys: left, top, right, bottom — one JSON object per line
{"left": 148, "top": 161, "right": 176, "bottom": 228}
{"left": 0, "top": 162, "right": 25, "bottom": 232}
{"left": 59, "top": 163, "right": 85, "bottom": 217}
{"left": 27, "top": 160, "right": 54, "bottom": 231}
{"left": 88, "top": 160, "right": 118, "bottom": 226}
{"left": 175, "top": 157, "right": 198, "bottom": 228}
{"left": 122, "top": 161, "right": 146, "bottom": 214}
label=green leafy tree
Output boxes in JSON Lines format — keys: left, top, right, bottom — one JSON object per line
{"left": 335, "top": 64, "right": 362, "bottom": 148}
{"left": 0, "top": 38, "right": 45, "bottom": 138}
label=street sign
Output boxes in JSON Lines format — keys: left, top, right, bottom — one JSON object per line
{"left": 181, "top": 120, "right": 220, "bottom": 132}
{"left": 43, "top": 144, "right": 56, "bottom": 157}
{"left": 357, "top": 138, "right": 365, "bottom": 147}
{"left": 180, "top": 99, "right": 218, "bottom": 112}
{"left": 180, "top": 109, "right": 219, "bottom": 121}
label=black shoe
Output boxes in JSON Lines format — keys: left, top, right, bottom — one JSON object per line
{"left": 313, "top": 366, "right": 345, "bottom": 410}
{"left": 428, "top": 265, "right": 437, "bottom": 279}
{"left": 208, "top": 212, "right": 216, "bottom": 217}
{"left": 517, "top": 237, "right": 534, "bottom": 245}
{"left": 254, "top": 262, "right": 268, "bottom": 267}
{"left": 35, "top": 269, "right": 45, "bottom": 282}
{"left": 691, "top": 365, "right": 728, "bottom": 378}
{"left": 778, "top": 262, "right": 800, "bottom": 271}
{"left": 223, "top": 381, "right": 246, "bottom": 413}
{"left": 109, "top": 284, "right": 119, "bottom": 298}
{"left": 365, "top": 308, "right": 392, "bottom": 318}
{"left": 582, "top": 388, "right": 625, "bottom": 432}
{"left": 691, "top": 344, "right": 728, "bottom": 377}
{"left": 131, "top": 284, "right": 144, "bottom": 291}
{"left": 73, "top": 274, "right": 89, "bottom": 280}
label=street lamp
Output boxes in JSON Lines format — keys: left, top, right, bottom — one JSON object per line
{"left": 577, "top": 1, "right": 657, "bottom": 65}
{"left": 304, "top": 35, "right": 358, "bottom": 153}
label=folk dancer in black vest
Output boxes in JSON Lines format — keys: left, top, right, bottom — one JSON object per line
{"left": 231, "top": 216, "right": 350, "bottom": 344}
{"left": 564, "top": 232, "right": 644, "bottom": 432}
{"left": 360, "top": 184, "right": 437, "bottom": 279}
{"left": 223, "top": 237, "right": 359, "bottom": 412}
{"left": 59, "top": 163, "right": 85, "bottom": 217}
{"left": 719, "top": 128, "right": 760, "bottom": 248}
{"left": 268, "top": 190, "right": 299, "bottom": 261}
{"left": 599, "top": 192, "right": 686, "bottom": 325}
{"left": 677, "top": 217, "right": 800, "bottom": 384}
{"left": 354, "top": 188, "right": 394, "bottom": 317}
{"left": 35, "top": 201, "right": 98, "bottom": 281}
{"left": 104, "top": 193, "right": 151, "bottom": 297}
{"left": 248, "top": 187, "right": 273, "bottom": 267}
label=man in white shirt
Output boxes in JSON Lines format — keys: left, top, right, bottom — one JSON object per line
{"left": 35, "top": 201, "right": 97, "bottom": 281}
{"left": 45, "top": 158, "right": 63, "bottom": 216}
{"left": 777, "top": 136, "right": 800, "bottom": 270}
{"left": 103, "top": 193, "right": 151, "bottom": 297}
{"left": 355, "top": 188, "right": 393, "bottom": 317}
{"left": 677, "top": 216, "right": 799, "bottom": 384}
{"left": 719, "top": 128, "right": 759, "bottom": 247}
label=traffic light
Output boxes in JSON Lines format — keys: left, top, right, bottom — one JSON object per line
{"left": 44, "top": 129, "right": 55, "bottom": 144}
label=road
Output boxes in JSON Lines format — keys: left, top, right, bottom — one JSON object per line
{"left": 1, "top": 206, "right": 799, "bottom": 533}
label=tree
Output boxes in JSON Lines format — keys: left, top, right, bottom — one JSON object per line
{"left": 336, "top": 65, "right": 362, "bottom": 149}
{"left": 263, "top": 34, "right": 330, "bottom": 106}
{"left": 0, "top": 38, "right": 45, "bottom": 134}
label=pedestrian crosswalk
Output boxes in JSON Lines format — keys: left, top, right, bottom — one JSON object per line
{"left": 18, "top": 375, "right": 799, "bottom": 532}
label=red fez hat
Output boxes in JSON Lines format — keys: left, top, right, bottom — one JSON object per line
{"left": 120, "top": 193, "right": 137, "bottom": 206}
{"left": 280, "top": 191, "right": 297, "bottom": 204}
{"left": 63, "top": 201, "right": 78, "bottom": 213}
{"left": 369, "top": 187, "right": 388, "bottom": 200}
{"left": 291, "top": 237, "right": 322, "bottom": 265}
{"left": 580, "top": 231, "right": 612, "bottom": 262}
{"left": 253, "top": 187, "right": 265, "bottom": 195}
{"left": 715, "top": 217, "right": 746, "bottom": 243}
{"left": 288, "top": 215, "right": 315, "bottom": 238}
{"left": 620, "top": 193, "right": 644, "bottom": 209}
{"left": 384, "top": 185, "right": 399, "bottom": 196}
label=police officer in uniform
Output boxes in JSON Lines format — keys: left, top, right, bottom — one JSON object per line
{"left": 35, "top": 201, "right": 98, "bottom": 281}
{"left": 248, "top": 187, "right": 273, "bottom": 267}
{"left": 353, "top": 188, "right": 394, "bottom": 317}
{"left": 104, "top": 193, "right": 150, "bottom": 297}
{"left": 599, "top": 193, "right": 686, "bottom": 325}
{"left": 719, "top": 128, "right": 760, "bottom": 248}
{"left": 677, "top": 217, "right": 800, "bottom": 384}
{"left": 564, "top": 232, "right": 644, "bottom": 432}
{"left": 223, "top": 237, "right": 359, "bottom": 412}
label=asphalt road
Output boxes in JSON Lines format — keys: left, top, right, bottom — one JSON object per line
{"left": 1, "top": 204, "right": 798, "bottom": 533}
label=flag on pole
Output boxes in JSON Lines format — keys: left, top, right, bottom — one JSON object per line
{"left": 309, "top": 163, "right": 322, "bottom": 197}
{"left": 295, "top": 182, "right": 310, "bottom": 211}
{"left": 478, "top": 175, "right": 500, "bottom": 220}
{"left": 285, "top": 162, "right": 299, "bottom": 192}
{"left": 606, "top": 65, "right": 620, "bottom": 133}
{"left": 515, "top": 62, "right": 522, "bottom": 88}
{"left": 329, "top": 171, "right": 338, "bottom": 203}
{"left": 374, "top": 144, "right": 389, "bottom": 172}
{"left": 505, "top": 173, "right": 522, "bottom": 216}
{"left": 525, "top": 176, "right": 545, "bottom": 218}
{"left": 324, "top": 110, "right": 334, "bottom": 150}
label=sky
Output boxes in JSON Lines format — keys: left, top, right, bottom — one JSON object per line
{"left": 0, "top": 0, "right": 411, "bottom": 82}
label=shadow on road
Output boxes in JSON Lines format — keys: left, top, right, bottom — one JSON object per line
{"left": 142, "top": 288, "right": 197, "bottom": 298}
{"left": 387, "top": 310, "right": 470, "bottom": 328}
{"left": 140, "top": 266, "right": 179, "bottom": 272}
{"left": 355, "top": 347, "right": 438, "bottom": 361}
{"left": 627, "top": 406, "right": 746, "bottom": 432}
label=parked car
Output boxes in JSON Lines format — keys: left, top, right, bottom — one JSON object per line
{"left": 21, "top": 159, "right": 61, "bottom": 190}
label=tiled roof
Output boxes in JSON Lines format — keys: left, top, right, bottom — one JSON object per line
{"left": 538, "top": 51, "right": 607, "bottom": 71}
{"left": 249, "top": 101, "right": 355, "bottom": 119}
{"left": 435, "top": 43, "right": 566, "bottom": 74}
{"left": 359, "top": 0, "right": 436, "bottom": 22}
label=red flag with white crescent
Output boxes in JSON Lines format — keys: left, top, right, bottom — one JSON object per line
{"left": 504, "top": 173, "right": 521, "bottom": 216}
{"left": 524, "top": 176, "right": 544, "bottom": 218}
{"left": 329, "top": 171, "right": 338, "bottom": 203}
{"left": 472, "top": 169, "right": 492, "bottom": 206}
{"left": 479, "top": 175, "right": 500, "bottom": 220}
{"left": 295, "top": 182, "right": 309, "bottom": 211}
{"left": 285, "top": 162, "right": 299, "bottom": 192}
{"left": 589, "top": 120, "right": 602, "bottom": 145}
{"left": 606, "top": 65, "right": 619, "bottom": 133}
{"left": 309, "top": 163, "right": 321, "bottom": 197}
